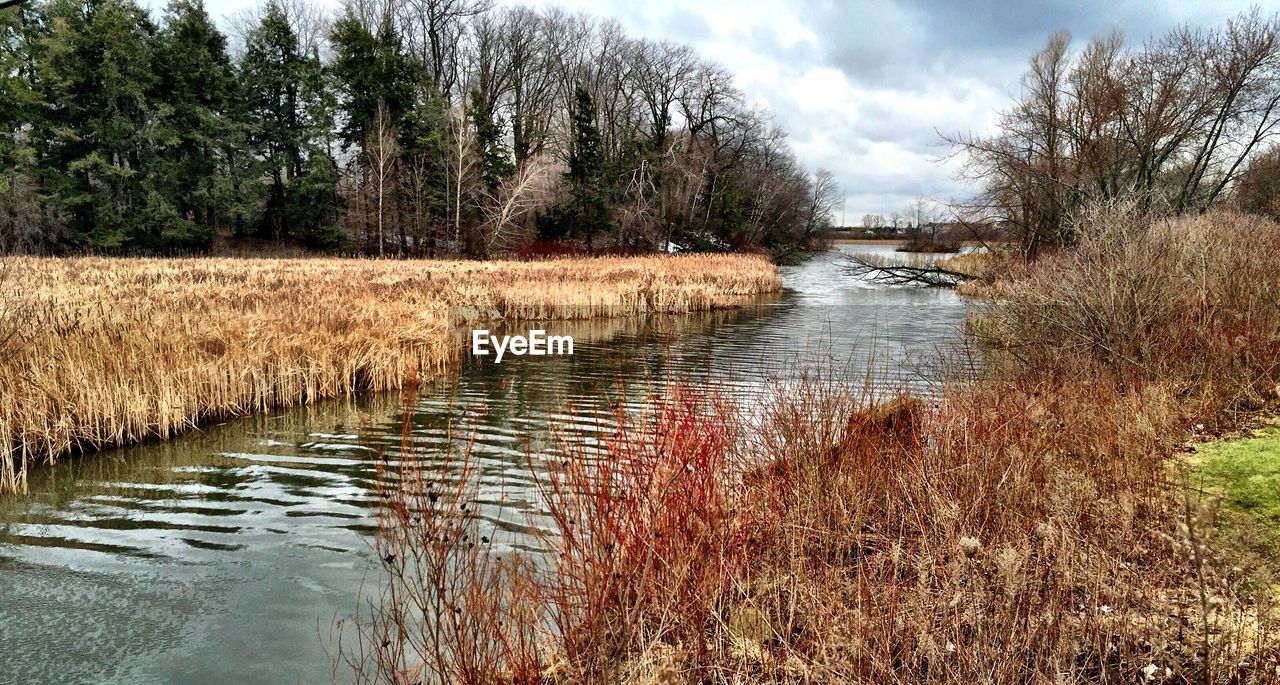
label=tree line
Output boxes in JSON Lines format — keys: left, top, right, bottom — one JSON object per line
{"left": 0, "top": 0, "right": 837, "bottom": 258}
{"left": 949, "top": 10, "right": 1280, "bottom": 258}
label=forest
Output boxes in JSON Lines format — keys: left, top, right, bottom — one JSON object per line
{"left": 0, "top": 0, "right": 838, "bottom": 258}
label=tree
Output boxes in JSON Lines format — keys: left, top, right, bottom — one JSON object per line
{"left": 396, "top": 0, "right": 491, "bottom": 102}
{"left": 555, "top": 84, "right": 607, "bottom": 247}
{"left": 0, "top": 0, "right": 830, "bottom": 258}
{"left": 239, "top": 0, "right": 338, "bottom": 244}
{"left": 0, "top": 3, "right": 62, "bottom": 253}
{"left": 476, "top": 156, "right": 553, "bottom": 256}
{"left": 949, "top": 12, "right": 1280, "bottom": 258}
{"left": 33, "top": 0, "right": 159, "bottom": 251}
{"left": 400, "top": 89, "right": 451, "bottom": 255}
{"left": 0, "top": 4, "right": 36, "bottom": 186}
{"left": 502, "top": 6, "right": 556, "bottom": 165}
{"left": 903, "top": 197, "right": 941, "bottom": 247}
{"left": 468, "top": 88, "right": 513, "bottom": 195}
{"left": 151, "top": 0, "right": 238, "bottom": 247}
{"left": 801, "top": 169, "right": 839, "bottom": 244}
{"left": 364, "top": 102, "right": 399, "bottom": 256}
{"left": 329, "top": 7, "right": 416, "bottom": 149}
{"left": 1237, "top": 145, "right": 1280, "bottom": 219}
{"left": 447, "top": 94, "right": 476, "bottom": 249}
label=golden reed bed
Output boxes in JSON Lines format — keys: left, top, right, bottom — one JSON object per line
{"left": 0, "top": 254, "right": 780, "bottom": 492}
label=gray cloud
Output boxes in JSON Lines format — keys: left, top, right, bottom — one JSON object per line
{"left": 583, "top": 0, "right": 1279, "bottom": 217}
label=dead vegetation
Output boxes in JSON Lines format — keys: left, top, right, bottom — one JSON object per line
{"left": 341, "top": 207, "right": 1280, "bottom": 683}
{"left": 0, "top": 254, "right": 779, "bottom": 493}
{"left": 842, "top": 251, "right": 977, "bottom": 288}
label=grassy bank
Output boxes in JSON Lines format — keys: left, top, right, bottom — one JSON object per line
{"left": 342, "top": 209, "right": 1280, "bottom": 683}
{"left": 1191, "top": 421, "right": 1280, "bottom": 575}
{"left": 0, "top": 254, "right": 780, "bottom": 493}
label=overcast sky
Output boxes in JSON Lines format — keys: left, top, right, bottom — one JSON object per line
{"left": 168, "top": 0, "right": 1277, "bottom": 221}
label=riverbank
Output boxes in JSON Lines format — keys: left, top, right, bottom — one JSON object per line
{"left": 346, "top": 209, "right": 1280, "bottom": 683}
{"left": 1188, "top": 416, "right": 1280, "bottom": 577}
{"left": 0, "top": 254, "right": 780, "bottom": 493}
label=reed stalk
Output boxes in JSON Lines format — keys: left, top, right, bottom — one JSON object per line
{"left": 0, "top": 254, "right": 780, "bottom": 493}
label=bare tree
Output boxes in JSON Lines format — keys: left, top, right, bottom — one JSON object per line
{"left": 396, "top": 0, "right": 492, "bottom": 101}
{"left": 501, "top": 7, "right": 557, "bottom": 164}
{"left": 1236, "top": 144, "right": 1280, "bottom": 218}
{"left": 803, "top": 169, "right": 840, "bottom": 243}
{"left": 949, "top": 11, "right": 1280, "bottom": 258}
{"left": 476, "top": 156, "right": 556, "bottom": 255}
{"left": 628, "top": 39, "right": 698, "bottom": 149}
{"left": 363, "top": 103, "right": 400, "bottom": 257}
{"left": 902, "top": 197, "right": 948, "bottom": 250}
{"left": 228, "top": 0, "right": 332, "bottom": 57}
{"left": 448, "top": 99, "right": 477, "bottom": 248}
{"left": 842, "top": 252, "right": 975, "bottom": 288}
{"left": 0, "top": 172, "right": 63, "bottom": 255}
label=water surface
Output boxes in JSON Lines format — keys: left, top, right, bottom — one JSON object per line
{"left": 0, "top": 246, "right": 966, "bottom": 684}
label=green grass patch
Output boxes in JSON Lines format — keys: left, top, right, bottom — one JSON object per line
{"left": 1190, "top": 422, "right": 1280, "bottom": 568}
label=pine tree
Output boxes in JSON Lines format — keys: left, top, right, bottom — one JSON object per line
{"left": 0, "top": 7, "right": 37, "bottom": 185}
{"left": 239, "top": 0, "right": 304, "bottom": 243}
{"left": 329, "top": 11, "right": 416, "bottom": 149}
{"left": 469, "top": 88, "right": 513, "bottom": 194}
{"left": 400, "top": 88, "right": 451, "bottom": 255}
{"left": 561, "top": 85, "right": 607, "bottom": 247}
{"left": 0, "top": 4, "right": 63, "bottom": 252}
{"left": 150, "top": 0, "right": 237, "bottom": 249}
{"left": 33, "top": 0, "right": 159, "bottom": 251}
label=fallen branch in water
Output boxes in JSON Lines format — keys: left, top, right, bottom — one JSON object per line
{"left": 841, "top": 252, "right": 976, "bottom": 288}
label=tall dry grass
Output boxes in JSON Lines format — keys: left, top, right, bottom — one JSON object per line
{"left": 975, "top": 207, "right": 1280, "bottom": 421}
{"left": 0, "top": 254, "right": 779, "bottom": 493}
{"left": 349, "top": 373, "right": 1278, "bottom": 683}
{"left": 339, "top": 208, "right": 1280, "bottom": 683}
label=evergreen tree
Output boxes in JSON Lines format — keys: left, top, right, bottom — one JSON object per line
{"left": 468, "top": 88, "right": 513, "bottom": 194}
{"left": 329, "top": 11, "right": 416, "bottom": 149}
{"left": 0, "top": 4, "right": 63, "bottom": 253}
{"left": 0, "top": 7, "right": 37, "bottom": 185}
{"left": 150, "top": 0, "right": 237, "bottom": 249}
{"left": 400, "top": 88, "right": 451, "bottom": 255}
{"left": 239, "top": 0, "right": 305, "bottom": 242}
{"left": 550, "top": 85, "right": 608, "bottom": 247}
{"left": 33, "top": 0, "right": 159, "bottom": 251}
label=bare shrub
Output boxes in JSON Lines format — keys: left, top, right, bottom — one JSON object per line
{"left": 331, "top": 384, "right": 542, "bottom": 685}
{"left": 975, "top": 204, "right": 1280, "bottom": 419}
{"left": 535, "top": 386, "right": 746, "bottom": 681}
{"left": 341, "top": 366, "right": 1280, "bottom": 682}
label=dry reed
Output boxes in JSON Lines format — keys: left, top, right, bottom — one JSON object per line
{"left": 0, "top": 254, "right": 780, "bottom": 492}
{"left": 337, "top": 208, "right": 1280, "bottom": 683}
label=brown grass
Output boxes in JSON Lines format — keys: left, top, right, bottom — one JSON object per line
{"left": 975, "top": 207, "right": 1280, "bottom": 421}
{"left": 351, "top": 372, "right": 1278, "bottom": 683}
{"left": 0, "top": 254, "right": 780, "bottom": 493}
{"left": 339, "top": 208, "right": 1280, "bottom": 683}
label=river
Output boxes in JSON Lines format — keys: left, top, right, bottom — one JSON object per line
{"left": 0, "top": 245, "right": 966, "bottom": 685}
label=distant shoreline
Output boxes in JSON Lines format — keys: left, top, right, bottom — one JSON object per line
{"left": 829, "top": 238, "right": 907, "bottom": 246}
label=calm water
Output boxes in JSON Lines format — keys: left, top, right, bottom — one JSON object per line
{"left": 0, "top": 246, "right": 966, "bottom": 685}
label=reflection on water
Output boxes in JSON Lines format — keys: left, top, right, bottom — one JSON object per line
{"left": 0, "top": 246, "right": 967, "bottom": 685}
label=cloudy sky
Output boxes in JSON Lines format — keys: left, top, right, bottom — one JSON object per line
{"left": 174, "top": 0, "right": 1275, "bottom": 220}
